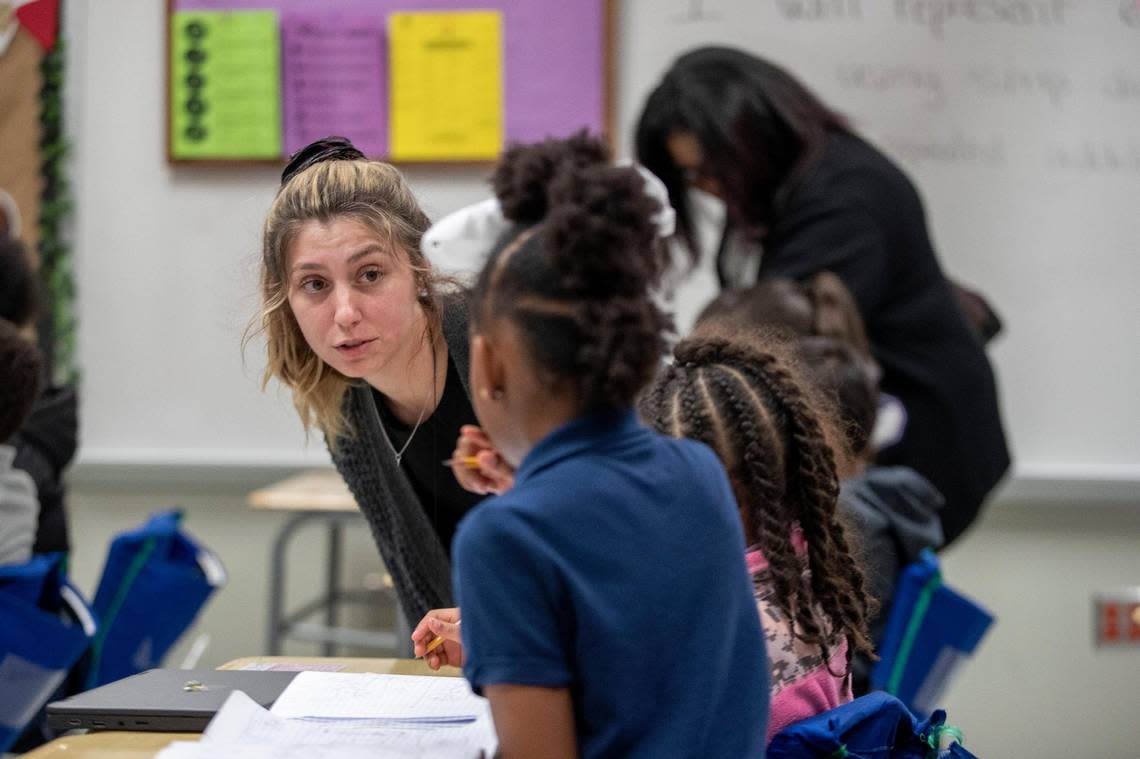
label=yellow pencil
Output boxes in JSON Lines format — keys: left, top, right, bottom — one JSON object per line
{"left": 422, "top": 634, "right": 447, "bottom": 657}
{"left": 441, "top": 455, "right": 481, "bottom": 469}
{"left": 419, "top": 619, "right": 461, "bottom": 658}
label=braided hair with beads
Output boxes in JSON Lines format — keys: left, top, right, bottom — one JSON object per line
{"left": 639, "top": 325, "right": 876, "bottom": 675}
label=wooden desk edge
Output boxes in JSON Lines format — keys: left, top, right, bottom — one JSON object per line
{"left": 246, "top": 470, "right": 359, "bottom": 512}
{"left": 220, "top": 655, "right": 457, "bottom": 676}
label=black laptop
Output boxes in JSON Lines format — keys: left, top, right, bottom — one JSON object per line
{"left": 46, "top": 668, "right": 298, "bottom": 732}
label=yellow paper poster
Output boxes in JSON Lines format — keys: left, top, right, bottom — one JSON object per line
{"left": 171, "top": 10, "right": 281, "bottom": 159}
{"left": 388, "top": 10, "right": 503, "bottom": 161}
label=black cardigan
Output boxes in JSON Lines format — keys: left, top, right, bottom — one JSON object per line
{"left": 751, "top": 131, "right": 1010, "bottom": 544}
{"left": 329, "top": 296, "right": 472, "bottom": 624}
{"left": 14, "top": 384, "right": 78, "bottom": 554}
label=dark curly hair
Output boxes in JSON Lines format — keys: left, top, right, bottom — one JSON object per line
{"left": 0, "top": 319, "right": 42, "bottom": 443}
{"left": 471, "top": 133, "right": 671, "bottom": 411}
{"left": 639, "top": 326, "right": 875, "bottom": 674}
{"left": 0, "top": 236, "right": 38, "bottom": 328}
{"left": 798, "top": 335, "right": 879, "bottom": 458}
{"left": 636, "top": 46, "right": 850, "bottom": 257}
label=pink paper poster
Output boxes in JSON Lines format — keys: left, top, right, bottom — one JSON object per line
{"left": 281, "top": 13, "right": 386, "bottom": 157}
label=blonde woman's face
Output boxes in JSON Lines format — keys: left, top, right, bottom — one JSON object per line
{"left": 286, "top": 217, "right": 425, "bottom": 388}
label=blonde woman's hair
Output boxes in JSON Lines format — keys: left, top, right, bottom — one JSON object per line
{"left": 251, "top": 158, "right": 443, "bottom": 445}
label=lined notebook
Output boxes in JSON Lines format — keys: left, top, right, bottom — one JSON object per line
{"left": 156, "top": 672, "right": 497, "bottom": 759}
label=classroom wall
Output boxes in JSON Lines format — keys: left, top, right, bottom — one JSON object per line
{"left": 58, "top": 2, "right": 1140, "bottom": 757}
{"left": 936, "top": 501, "right": 1140, "bottom": 757}
{"left": 65, "top": 0, "right": 493, "bottom": 470}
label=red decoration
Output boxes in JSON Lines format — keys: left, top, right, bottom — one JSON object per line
{"left": 1102, "top": 603, "right": 1120, "bottom": 642}
{"left": 15, "top": 0, "right": 59, "bottom": 52}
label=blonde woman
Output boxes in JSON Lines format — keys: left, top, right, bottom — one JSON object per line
{"left": 254, "top": 137, "right": 510, "bottom": 624}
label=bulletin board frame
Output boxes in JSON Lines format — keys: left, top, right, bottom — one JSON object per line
{"left": 164, "top": 0, "right": 616, "bottom": 166}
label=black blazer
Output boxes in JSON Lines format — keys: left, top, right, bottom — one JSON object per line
{"left": 751, "top": 131, "right": 1010, "bottom": 544}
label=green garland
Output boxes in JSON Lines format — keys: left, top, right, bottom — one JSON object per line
{"left": 38, "top": 28, "right": 77, "bottom": 386}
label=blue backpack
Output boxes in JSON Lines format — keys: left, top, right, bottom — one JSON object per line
{"left": 871, "top": 549, "right": 993, "bottom": 717}
{"left": 84, "top": 510, "right": 226, "bottom": 687}
{"left": 0, "top": 553, "right": 96, "bottom": 752}
{"left": 769, "top": 691, "right": 978, "bottom": 759}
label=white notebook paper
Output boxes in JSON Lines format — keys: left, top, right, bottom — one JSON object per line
{"left": 155, "top": 672, "right": 497, "bottom": 759}
{"left": 270, "top": 671, "right": 488, "bottom": 723}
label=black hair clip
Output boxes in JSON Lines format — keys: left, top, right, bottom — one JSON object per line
{"left": 280, "top": 136, "right": 366, "bottom": 187}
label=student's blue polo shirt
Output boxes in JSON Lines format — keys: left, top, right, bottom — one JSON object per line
{"left": 453, "top": 409, "right": 769, "bottom": 758}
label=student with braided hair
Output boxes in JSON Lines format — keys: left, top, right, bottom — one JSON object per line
{"left": 639, "top": 325, "right": 876, "bottom": 742}
{"left": 697, "top": 274, "right": 945, "bottom": 697}
{"left": 415, "top": 135, "right": 769, "bottom": 758}
{"left": 795, "top": 335, "right": 944, "bottom": 696}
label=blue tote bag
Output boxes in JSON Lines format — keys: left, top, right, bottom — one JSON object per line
{"left": 871, "top": 549, "right": 993, "bottom": 717}
{"left": 769, "top": 691, "right": 978, "bottom": 759}
{"left": 85, "top": 510, "right": 226, "bottom": 688}
{"left": 0, "top": 554, "right": 97, "bottom": 752}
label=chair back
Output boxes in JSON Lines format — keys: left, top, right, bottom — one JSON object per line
{"left": 871, "top": 549, "right": 993, "bottom": 716}
{"left": 84, "top": 510, "right": 226, "bottom": 687}
{"left": 0, "top": 553, "right": 96, "bottom": 751}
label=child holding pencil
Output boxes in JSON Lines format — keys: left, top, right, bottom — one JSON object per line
{"left": 416, "top": 135, "right": 769, "bottom": 758}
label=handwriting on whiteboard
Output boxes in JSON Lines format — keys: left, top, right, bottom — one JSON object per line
{"left": 893, "top": 0, "right": 1071, "bottom": 39}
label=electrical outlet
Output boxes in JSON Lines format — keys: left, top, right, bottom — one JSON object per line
{"left": 1094, "top": 589, "right": 1140, "bottom": 646}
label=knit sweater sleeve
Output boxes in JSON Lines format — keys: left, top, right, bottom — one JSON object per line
{"left": 330, "top": 385, "right": 454, "bottom": 625}
{"left": 328, "top": 296, "right": 474, "bottom": 625}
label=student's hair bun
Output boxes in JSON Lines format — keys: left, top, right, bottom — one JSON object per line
{"left": 492, "top": 131, "right": 610, "bottom": 224}
{"left": 544, "top": 163, "right": 664, "bottom": 297}
{"left": 475, "top": 133, "right": 672, "bottom": 412}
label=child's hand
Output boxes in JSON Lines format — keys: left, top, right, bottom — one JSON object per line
{"left": 451, "top": 425, "right": 515, "bottom": 495}
{"left": 412, "top": 607, "right": 463, "bottom": 670}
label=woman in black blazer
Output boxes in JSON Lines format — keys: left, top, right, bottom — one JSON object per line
{"left": 636, "top": 46, "right": 1009, "bottom": 544}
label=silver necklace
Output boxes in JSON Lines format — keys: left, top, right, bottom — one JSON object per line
{"left": 393, "top": 341, "right": 443, "bottom": 466}
{"left": 393, "top": 399, "right": 429, "bottom": 466}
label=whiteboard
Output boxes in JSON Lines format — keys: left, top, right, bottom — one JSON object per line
{"left": 69, "top": 0, "right": 1140, "bottom": 488}
{"left": 614, "top": 0, "right": 1140, "bottom": 484}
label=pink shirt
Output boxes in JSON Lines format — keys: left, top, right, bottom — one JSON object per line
{"left": 747, "top": 533, "right": 853, "bottom": 742}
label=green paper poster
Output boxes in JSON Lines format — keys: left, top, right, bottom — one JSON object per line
{"left": 171, "top": 10, "right": 281, "bottom": 159}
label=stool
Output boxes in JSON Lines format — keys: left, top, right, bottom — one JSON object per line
{"left": 247, "top": 470, "right": 411, "bottom": 657}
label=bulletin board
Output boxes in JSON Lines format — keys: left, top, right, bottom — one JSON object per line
{"left": 165, "top": 0, "right": 612, "bottom": 163}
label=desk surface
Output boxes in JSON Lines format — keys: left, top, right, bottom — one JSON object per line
{"left": 21, "top": 731, "right": 195, "bottom": 759}
{"left": 246, "top": 469, "right": 358, "bottom": 512}
{"left": 23, "top": 657, "right": 460, "bottom": 759}
{"left": 219, "top": 656, "right": 454, "bottom": 676}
